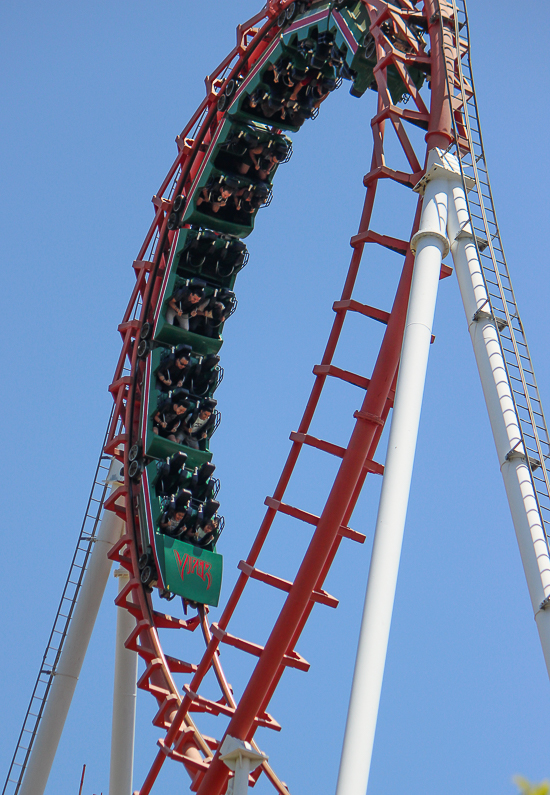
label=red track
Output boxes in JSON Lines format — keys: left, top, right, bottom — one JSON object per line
{"left": 103, "top": 1, "right": 457, "bottom": 792}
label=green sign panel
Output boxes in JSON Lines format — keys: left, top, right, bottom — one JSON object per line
{"left": 161, "top": 536, "right": 223, "bottom": 607}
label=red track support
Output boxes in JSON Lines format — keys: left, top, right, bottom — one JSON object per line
{"left": 100, "top": 1, "right": 462, "bottom": 792}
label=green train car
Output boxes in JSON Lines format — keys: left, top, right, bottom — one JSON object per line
{"left": 134, "top": 0, "right": 426, "bottom": 605}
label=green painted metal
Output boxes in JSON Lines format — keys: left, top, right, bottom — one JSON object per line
{"left": 143, "top": 461, "right": 223, "bottom": 606}
{"left": 161, "top": 536, "right": 223, "bottom": 606}
{"left": 174, "top": 228, "right": 243, "bottom": 290}
{"left": 338, "top": 1, "right": 426, "bottom": 101}
{"left": 140, "top": 1, "right": 427, "bottom": 613}
{"left": 181, "top": 118, "right": 273, "bottom": 237}
{"left": 143, "top": 350, "right": 215, "bottom": 467}
{"left": 181, "top": 190, "right": 256, "bottom": 239}
{"left": 145, "top": 460, "right": 218, "bottom": 543}
{"left": 154, "top": 320, "right": 224, "bottom": 354}
{"left": 145, "top": 424, "right": 214, "bottom": 467}
{"left": 229, "top": 41, "right": 304, "bottom": 133}
{"left": 153, "top": 266, "right": 226, "bottom": 354}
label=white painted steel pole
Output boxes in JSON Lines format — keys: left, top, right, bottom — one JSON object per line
{"left": 220, "top": 736, "right": 268, "bottom": 795}
{"left": 335, "top": 149, "right": 461, "bottom": 795}
{"left": 20, "top": 482, "right": 125, "bottom": 795}
{"left": 448, "top": 183, "right": 550, "bottom": 676}
{"left": 109, "top": 569, "right": 138, "bottom": 795}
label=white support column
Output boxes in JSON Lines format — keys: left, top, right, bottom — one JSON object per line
{"left": 335, "top": 149, "right": 462, "bottom": 795}
{"left": 20, "top": 467, "right": 125, "bottom": 795}
{"left": 220, "top": 736, "right": 268, "bottom": 795}
{"left": 109, "top": 569, "right": 138, "bottom": 795}
{"left": 448, "top": 182, "right": 550, "bottom": 677}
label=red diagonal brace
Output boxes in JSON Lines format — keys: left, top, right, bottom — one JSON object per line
{"left": 133, "top": 259, "right": 154, "bottom": 273}
{"left": 108, "top": 376, "right": 132, "bottom": 394}
{"left": 138, "top": 658, "right": 172, "bottom": 699}
{"left": 349, "top": 231, "right": 452, "bottom": 280}
{"left": 333, "top": 299, "right": 390, "bottom": 325}
{"left": 152, "top": 195, "right": 172, "bottom": 210}
{"left": 313, "top": 363, "right": 370, "bottom": 391}
{"left": 104, "top": 485, "right": 127, "bottom": 519}
{"left": 211, "top": 625, "right": 310, "bottom": 672}
{"left": 152, "top": 611, "right": 202, "bottom": 632}
{"left": 126, "top": 619, "right": 156, "bottom": 660}
{"left": 292, "top": 435, "right": 385, "bottom": 476}
{"left": 350, "top": 229, "right": 408, "bottom": 254}
{"left": 183, "top": 684, "right": 281, "bottom": 731}
{"left": 118, "top": 319, "right": 141, "bottom": 334}
{"left": 157, "top": 738, "right": 210, "bottom": 772}
{"left": 104, "top": 433, "right": 127, "bottom": 457}
{"left": 153, "top": 694, "right": 180, "bottom": 729}
{"left": 363, "top": 164, "right": 423, "bottom": 188}
{"left": 289, "top": 431, "right": 348, "bottom": 461}
{"left": 312, "top": 364, "right": 395, "bottom": 406}
{"left": 165, "top": 655, "right": 198, "bottom": 675}
{"left": 264, "top": 496, "right": 367, "bottom": 540}
{"left": 107, "top": 532, "right": 132, "bottom": 565}
{"left": 237, "top": 561, "right": 339, "bottom": 608}
{"left": 115, "top": 579, "right": 144, "bottom": 620}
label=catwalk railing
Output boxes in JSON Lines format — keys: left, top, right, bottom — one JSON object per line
{"left": 443, "top": 0, "right": 550, "bottom": 561}
{"left": 1, "top": 414, "right": 115, "bottom": 795}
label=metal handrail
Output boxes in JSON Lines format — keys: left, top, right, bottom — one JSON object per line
{"left": 441, "top": 0, "right": 550, "bottom": 549}
{"left": 1, "top": 408, "right": 116, "bottom": 795}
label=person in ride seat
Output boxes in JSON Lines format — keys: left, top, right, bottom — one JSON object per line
{"left": 178, "top": 510, "right": 220, "bottom": 548}
{"left": 152, "top": 391, "right": 191, "bottom": 442}
{"left": 286, "top": 66, "right": 309, "bottom": 104}
{"left": 177, "top": 398, "right": 217, "bottom": 450}
{"left": 264, "top": 56, "right": 295, "bottom": 89}
{"left": 219, "top": 126, "right": 265, "bottom": 177}
{"left": 159, "top": 486, "right": 194, "bottom": 535}
{"left": 196, "top": 176, "right": 239, "bottom": 214}
{"left": 159, "top": 507, "right": 187, "bottom": 536}
{"left": 194, "top": 515, "right": 222, "bottom": 548}
{"left": 190, "top": 289, "right": 235, "bottom": 338}
{"left": 310, "top": 31, "right": 335, "bottom": 69}
{"left": 247, "top": 85, "right": 288, "bottom": 123}
{"left": 297, "top": 38, "right": 316, "bottom": 63}
{"left": 253, "top": 138, "right": 290, "bottom": 180}
{"left": 305, "top": 75, "right": 337, "bottom": 112}
{"left": 233, "top": 183, "right": 269, "bottom": 218}
{"left": 166, "top": 279, "right": 206, "bottom": 330}
{"left": 155, "top": 344, "right": 193, "bottom": 392}
{"left": 239, "top": 141, "right": 268, "bottom": 176}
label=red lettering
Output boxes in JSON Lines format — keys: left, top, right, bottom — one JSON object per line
{"left": 173, "top": 550, "right": 189, "bottom": 581}
{"left": 204, "top": 562, "right": 212, "bottom": 590}
{"left": 173, "top": 550, "right": 212, "bottom": 590}
{"left": 189, "top": 557, "right": 202, "bottom": 577}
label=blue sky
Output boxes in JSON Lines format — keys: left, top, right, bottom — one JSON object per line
{"left": 1, "top": 2, "right": 550, "bottom": 795}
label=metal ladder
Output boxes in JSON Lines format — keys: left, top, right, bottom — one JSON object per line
{"left": 443, "top": 0, "right": 550, "bottom": 550}
{"left": 1, "top": 412, "right": 115, "bottom": 795}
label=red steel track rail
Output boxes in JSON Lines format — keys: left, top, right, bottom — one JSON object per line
{"left": 103, "top": 1, "right": 455, "bottom": 793}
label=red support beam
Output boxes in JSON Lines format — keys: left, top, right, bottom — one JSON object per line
{"left": 97, "top": 2, "right": 467, "bottom": 792}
